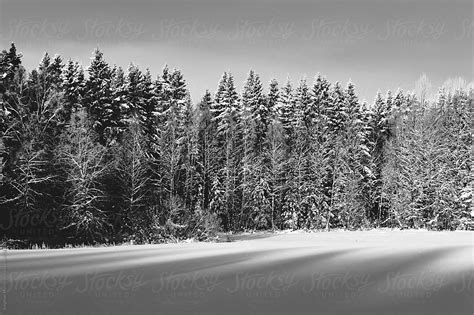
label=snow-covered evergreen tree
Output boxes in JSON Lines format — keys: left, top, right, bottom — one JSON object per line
{"left": 210, "top": 72, "right": 240, "bottom": 230}
{"left": 278, "top": 79, "right": 296, "bottom": 146}
{"left": 153, "top": 66, "right": 191, "bottom": 235}
{"left": 369, "top": 91, "right": 394, "bottom": 225}
{"left": 197, "top": 90, "right": 214, "bottom": 212}
{"left": 140, "top": 69, "right": 158, "bottom": 150}
{"left": 84, "top": 48, "right": 118, "bottom": 145}
{"left": 240, "top": 71, "right": 273, "bottom": 229}
{"left": 61, "top": 60, "right": 85, "bottom": 125}
{"left": 208, "top": 73, "right": 228, "bottom": 224}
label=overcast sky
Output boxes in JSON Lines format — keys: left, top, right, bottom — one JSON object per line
{"left": 1, "top": 0, "right": 472, "bottom": 103}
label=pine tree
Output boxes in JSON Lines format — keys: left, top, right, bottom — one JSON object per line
{"left": 277, "top": 79, "right": 298, "bottom": 228}
{"left": 4, "top": 42, "right": 474, "bottom": 244}
{"left": 369, "top": 91, "right": 393, "bottom": 225}
{"left": 26, "top": 53, "right": 64, "bottom": 134}
{"left": 109, "top": 65, "right": 128, "bottom": 141}
{"left": 268, "top": 79, "right": 279, "bottom": 114}
{"left": 330, "top": 81, "right": 368, "bottom": 228}
{"left": 123, "top": 64, "right": 146, "bottom": 121}
{"left": 210, "top": 72, "right": 240, "bottom": 230}
{"left": 154, "top": 66, "right": 190, "bottom": 237}
{"left": 61, "top": 60, "right": 85, "bottom": 125}
{"left": 351, "top": 101, "right": 375, "bottom": 227}
{"left": 182, "top": 95, "right": 200, "bottom": 210}
{"left": 318, "top": 82, "right": 350, "bottom": 230}
{"left": 283, "top": 79, "right": 313, "bottom": 228}
{"left": 266, "top": 79, "right": 286, "bottom": 229}
{"left": 241, "top": 71, "right": 272, "bottom": 229}
{"left": 307, "top": 75, "right": 332, "bottom": 229}
{"left": 84, "top": 48, "right": 117, "bottom": 145}
{"left": 140, "top": 69, "right": 158, "bottom": 149}
{"left": 326, "top": 82, "right": 347, "bottom": 134}
{"left": 209, "top": 74, "right": 228, "bottom": 225}
{"left": 311, "top": 74, "right": 331, "bottom": 121}
{"left": 278, "top": 79, "right": 296, "bottom": 146}
{"left": 197, "top": 90, "right": 213, "bottom": 212}
{"left": 383, "top": 87, "right": 473, "bottom": 230}
{"left": 0, "top": 43, "right": 22, "bottom": 94}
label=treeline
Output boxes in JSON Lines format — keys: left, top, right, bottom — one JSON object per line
{"left": 0, "top": 43, "right": 472, "bottom": 245}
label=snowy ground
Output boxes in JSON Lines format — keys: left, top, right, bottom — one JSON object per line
{"left": 2, "top": 230, "right": 473, "bottom": 314}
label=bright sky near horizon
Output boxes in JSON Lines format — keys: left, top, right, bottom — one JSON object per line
{"left": 1, "top": 0, "right": 472, "bottom": 103}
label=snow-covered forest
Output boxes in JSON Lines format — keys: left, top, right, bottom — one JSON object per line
{"left": 0, "top": 43, "right": 472, "bottom": 246}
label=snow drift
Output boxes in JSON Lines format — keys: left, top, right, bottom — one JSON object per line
{"left": 3, "top": 230, "right": 473, "bottom": 314}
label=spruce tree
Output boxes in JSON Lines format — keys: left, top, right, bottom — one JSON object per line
{"left": 209, "top": 74, "right": 228, "bottom": 226}
{"left": 61, "top": 60, "right": 85, "bottom": 125}
{"left": 154, "top": 66, "right": 190, "bottom": 236}
{"left": 369, "top": 91, "right": 393, "bottom": 225}
{"left": 241, "top": 71, "right": 272, "bottom": 229}
{"left": 266, "top": 79, "right": 286, "bottom": 229}
{"left": 211, "top": 72, "right": 239, "bottom": 230}
{"left": 197, "top": 90, "right": 214, "bottom": 212}
{"left": 277, "top": 79, "right": 298, "bottom": 228}
{"left": 84, "top": 48, "right": 116, "bottom": 145}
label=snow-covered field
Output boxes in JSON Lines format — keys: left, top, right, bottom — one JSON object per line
{"left": 3, "top": 230, "right": 473, "bottom": 314}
